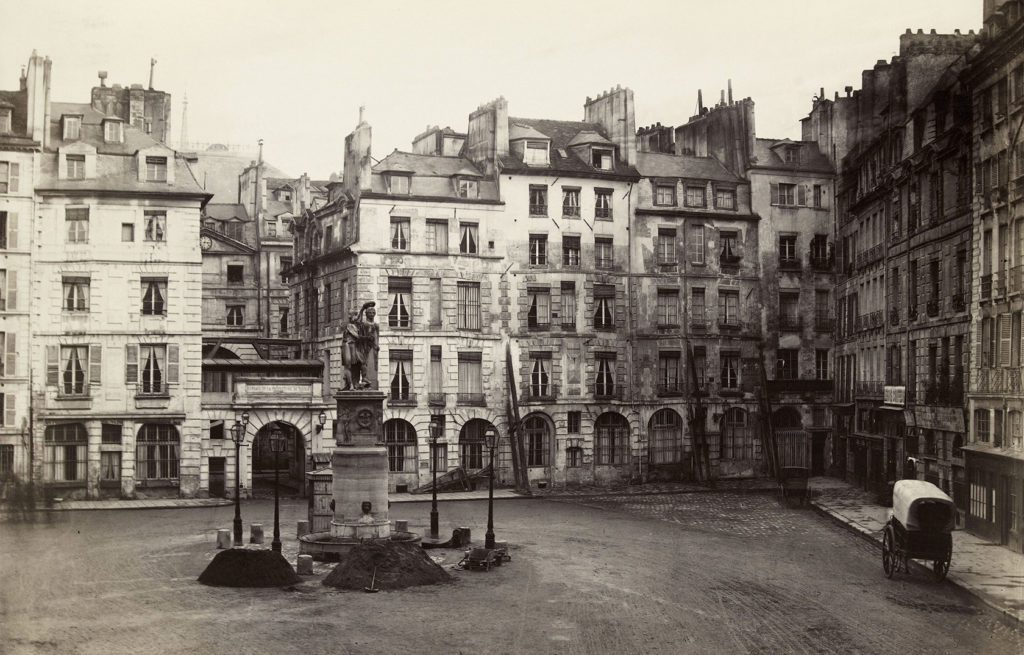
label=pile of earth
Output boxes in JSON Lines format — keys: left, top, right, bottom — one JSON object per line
{"left": 322, "top": 541, "right": 451, "bottom": 590}
{"left": 198, "top": 548, "right": 300, "bottom": 587}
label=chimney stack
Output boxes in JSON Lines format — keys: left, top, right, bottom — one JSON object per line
{"left": 727, "top": 79, "right": 733, "bottom": 105}
{"left": 98, "top": 70, "right": 108, "bottom": 87}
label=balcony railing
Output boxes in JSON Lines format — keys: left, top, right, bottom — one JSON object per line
{"left": 560, "top": 321, "right": 577, "bottom": 332}
{"left": 562, "top": 205, "right": 580, "bottom": 217}
{"left": 690, "top": 318, "right": 707, "bottom": 331}
{"left": 779, "top": 257, "right": 802, "bottom": 272}
{"left": 951, "top": 293, "right": 965, "bottom": 312}
{"left": 981, "top": 274, "right": 992, "bottom": 300}
{"left": 457, "top": 392, "right": 487, "bottom": 406}
{"left": 926, "top": 298, "right": 939, "bottom": 317}
{"left": 527, "top": 321, "right": 551, "bottom": 331}
{"left": 656, "top": 383, "right": 685, "bottom": 397}
{"left": 973, "top": 368, "right": 1024, "bottom": 395}
{"left": 595, "top": 206, "right": 612, "bottom": 220}
{"left": 869, "top": 311, "right": 883, "bottom": 329}
{"left": 427, "top": 392, "right": 447, "bottom": 407}
{"left": 779, "top": 315, "right": 802, "bottom": 332}
{"left": 719, "top": 253, "right": 742, "bottom": 267}
{"left": 136, "top": 382, "right": 169, "bottom": 397}
{"left": 889, "top": 307, "right": 900, "bottom": 326}
{"left": 523, "top": 384, "right": 559, "bottom": 402}
{"left": 855, "top": 381, "right": 884, "bottom": 398}
{"left": 815, "top": 316, "right": 834, "bottom": 332}
{"left": 594, "top": 387, "right": 625, "bottom": 400}
{"left": 1009, "top": 266, "right": 1024, "bottom": 295}
{"left": 387, "top": 392, "right": 418, "bottom": 407}
{"left": 718, "top": 317, "right": 741, "bottom": 330}
{"left": 810, "top": 255, "right": 834, "bottom": 272}
{"left": 529, "top": 204, "right": 547, "bottom": 216}
{"left": 995, "top": 272, "right": 1008, "bottom": 297}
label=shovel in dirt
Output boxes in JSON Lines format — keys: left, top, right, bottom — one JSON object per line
{"left": 364, "top": 566, "right": 379, "bottom": 593}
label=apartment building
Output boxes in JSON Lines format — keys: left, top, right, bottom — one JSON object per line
{"left": 0, "top": 52, "right": 47, "bottom": 483}
{"left": 964, "top": 0, "right": 1024, "bottom": 551}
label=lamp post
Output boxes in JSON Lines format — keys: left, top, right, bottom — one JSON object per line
{"left": 428, "top": 414, "right": 442, "bottom": 538}
{"left": 484, "top": 425, "right": 497, "bottom": 549}
{"left": 269, "top": 426, "right": 286, "bottom": 553}
{"left": 230, "top": 412, "right": 250, "bottom": 547}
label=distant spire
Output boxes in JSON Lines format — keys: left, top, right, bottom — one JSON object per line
{"left": 179, "top": 92, "right": 189, "bottom": 149}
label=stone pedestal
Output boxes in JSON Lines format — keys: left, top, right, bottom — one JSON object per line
{"left": 329, "top": 390, "right": 390, "bottom": 540}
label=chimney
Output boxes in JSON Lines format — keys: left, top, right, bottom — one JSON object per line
{"left": 98, "top": 70, "right": 108, "bottom": 87}
{"left": 584, "top": 86, "right": 637, "bottom": 166}
{"left": 697, "top": 89, "right": 704, "bottom": 113}
{"left": 24, "top": 50, "right": 52, "bottom": 146}
{"left": 727, "top": 80, "right": 733, "bottom": 105}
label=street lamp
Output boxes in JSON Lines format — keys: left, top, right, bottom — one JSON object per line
{"left": 428, "top": 414, "right": 443, "bottom": 539}
{"left": 230, "top": 415, "right": 249, "bottom": 547}
{"left": 316, "top": 410, "right": 327, "bottom": 434}
{"left": 484, "top": 425, "right": 498, "bottom": 549}
{"left": 269, "top": 426, "right": 286, "bottom": 553}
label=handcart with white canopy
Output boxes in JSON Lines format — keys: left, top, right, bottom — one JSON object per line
{"left": 881, "top": 480, "right": 955, "bottom": 581}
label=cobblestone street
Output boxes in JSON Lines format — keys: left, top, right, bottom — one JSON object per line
{"left": 2, "top": 492, "right": 1022, "bottom": 655}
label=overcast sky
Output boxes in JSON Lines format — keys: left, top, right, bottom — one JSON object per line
{"left": 1, "top": 0, "right": 980, "bottom": 178}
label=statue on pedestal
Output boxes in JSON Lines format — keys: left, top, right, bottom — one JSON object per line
{"left": 341, "top": 301, "right": 380, "bottom": 390}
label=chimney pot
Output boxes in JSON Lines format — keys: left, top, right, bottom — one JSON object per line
{"left": 930, "top": 29, "right": 937, "bottom": 35}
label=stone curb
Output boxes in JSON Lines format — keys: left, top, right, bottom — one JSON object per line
{"left": 809, "top": 500, "right": 1022, "bottom": 627}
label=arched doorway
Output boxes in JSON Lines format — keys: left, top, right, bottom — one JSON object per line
{"left": 648, "top": 409, "right": 684, "bottom": 480}
{"left": 252, "top": 421, "right": 305, "bottom": 496}
{"left": 595, "top": 412, "right": 630, "bottom": 466}
{"left": 522, "top": 413, "right": 554, "bottom": 484}
{"left": 458, "top": 419, "right": 494, "bottom": 472}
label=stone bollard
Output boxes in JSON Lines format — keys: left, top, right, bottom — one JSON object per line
{"left": 297, "top": 520, "right": 310, "bottom": 538}
{"left": 394, "top": 519, "right": 408, "bottom": 534}
{"left": 216, "top": 529, "right": 232, "bottom": 549}
{"left": 296, "top": 554, "right": 314, "bottom": 575}
{"left": 250, "top": 523, "right": 264, "bottom": 544}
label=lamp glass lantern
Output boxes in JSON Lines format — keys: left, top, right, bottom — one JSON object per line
{"left": 484, "top": 426, "right": 497, "bottom": 450}
{"left": 318, "top": 411, "right": 327, "bottom": 431}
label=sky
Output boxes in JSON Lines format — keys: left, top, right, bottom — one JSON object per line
{"left": 0, "top": 0, "right": 981, "bottom": 179}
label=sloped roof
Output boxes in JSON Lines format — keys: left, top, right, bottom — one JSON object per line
{"left": 509, "top": 122, "right": 549, "bottom": 140}
{"left": 636, "top": 152, "right": 743, "bottom": 183}
{"left": 566, "top": 130, "right": 614, "bottom": 148}
{"left": 204, "top": 203, "right": 250, "bottom": 221}
{"left": 181, "top": 148, "right": 291, "bottom": 204}
{"left": 368, "top": 151, "right": 498, "bottom": 200}
{"left": 500, "top": 117, "right": 639, "bottom": 178}
{"left": 373, "top": 151, "right": 486, "bottom": 177}
{"left": 49, "top": 102, "right": 161, "bottom": 155}
{"left": 752, "top": 138, "right": 834, "bottom": 174}
{"left": 266, "top": 199, "right": 293, "bottom": 218}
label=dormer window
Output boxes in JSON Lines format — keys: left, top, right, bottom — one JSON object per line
{"left": 0, "top": 108, "right": 11, "bottom": 134}
{"left": 592, "top": 148, "right": 614, "bottom": 171}
{"left": 457, "top": 178, "right": 478, "bottom": 199}
{"left": 103, "top": 119, "right": 123, "bottom": 144}
{"left": 145, "top": 156, "right": 168, "bottom": 182}
{"left": 62, "top": 115, "right": 82, "bottom": 141}
{"left": 387, "top": 174, "right": 411, "bottom": 195}
{"left": 525, "top": 141, "right": 549, "bottom": 165}
{"left": 66, "top": 155, "right": 86, "bottom": 180}
{"left": 783, "top": 146, "right": 800, "bottom": 164}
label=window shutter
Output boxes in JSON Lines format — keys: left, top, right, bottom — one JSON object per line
{"left": 167, "top": 344, "right": 180, "bottom": 384}
{"left": 717, "top": 291, "right": 725, "bottom": 320}
{"left": 89, "top": 344, "right": 102, "bottom": 385}
{"left": 4, "top": 332, "right": 13, "bottom": 377}
{"left": 771, "top": 183, "right": 779, "bottom": 205}
{"left": 797, "top": 184, "right": 807, "bottom": 206}
{"left": 125, "top": 345, "right": 138, "bottom": 383}
{"left": 7, "top": 212, "right": 16, "bottom": 249}
{"left": 9, "top": 163, "right": 18, "bottom": 193}
{"left": 46, "top": 345, "right": 59, "bottom": 386}
{"left": 6, "top": 269, "right": 15, "bottom": 310}
{"left": 999, "top": 314, "right": 1012, "bottom": 367}
{"left": 3, "top": 393, "right": 12, "bottom": 427}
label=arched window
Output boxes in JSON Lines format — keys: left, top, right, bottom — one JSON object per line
{"left": 45, "top": 423, "right": 87, "bottom": 482}
{"left": 595, "top": 413, "right": 630, "bottom": 465}
{"left": 649, "top": 409, "right": 683, "bottom": 464}
{"left": 459, "top": 419, "right": 491, "bottom": 470}
{"left": 721, "top": 408, "right": 754, "bottom": 461}
{"left": 136, "top": 424, "right": 179, "bottom": 481}
{"left": 383, "top": 420, "right": 416, "bottom": 473}
{"left": 524, "top": 415, "right": 550, "bottom": 467}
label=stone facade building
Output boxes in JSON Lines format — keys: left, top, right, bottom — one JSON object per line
{"left": 963, "top": 0, "right": 1024, "bottom": 551}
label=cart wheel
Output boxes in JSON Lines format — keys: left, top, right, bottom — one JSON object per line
{"left": 882, "top": 527, "right": 895, "bottom": 578}
{"left": 933, "top": 556, "right": 950, "bottom": 581}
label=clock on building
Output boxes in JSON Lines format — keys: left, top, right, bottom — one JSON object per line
{"left": 200, "top": 235, "right": 213, "bottom": 250}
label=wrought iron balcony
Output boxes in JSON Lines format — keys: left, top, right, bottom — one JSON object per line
{"left": 595, "top": 206, "right": 612, "bottom": 220}
{"left": 855, "top": 380, "right": 884, "bottom": 398}
{"left": 427, "top": 392, "right": 447, "bottom": 407}
{"left": 779, "top": 257, "right": 802, "bottom": 272}
{"left": 995, "top": 272, "right": 1008, "bottom": 298}
{"left": 529, "top": 204, "right": 547, "bottom": 216}
{"left": 973, "top": 368, "right": 1024, "bottom": 395}
{"left": 810, "top": 255, "right": 834, "bottom": 272}
{"left": 815, "top": 316, "right": 834, "bottom": 332}
{"left": 562, "top": 205, "right": 580, "bottom": 217}
{"left": 779, "top": 315, "right": 803, "bottom": 332}
{"left": 656, "top": 383, "right": 685, "bottom": 397}
{"left": 594, "top": 386, "right": 624, "bottom": 401}
{"left": 690, "top": 317, "right": 707, "bottom": 331}
{"left": 718, "top": 317, "right": 741, "bottom": 330}
{"left": 889, "top": 307, "right": 900, "bottom": 326}
{"left": 456, "top": 392, "right": 487, "bottom": 406}
{"left": 523, "top": 384, "right": 559, "bottom": 403}
{"left": 387, "top": 392, "right": 418, "bottom": 407}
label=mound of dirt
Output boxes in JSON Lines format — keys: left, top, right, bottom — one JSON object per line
{"left": 198, "top": 548, "right": 300, "bottom": 587}
{"left": 322, "top": 541, "right": 451, "bottom": 590}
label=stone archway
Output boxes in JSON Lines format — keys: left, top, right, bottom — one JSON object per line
{"left": 252, "top": 420, "right": 305, "bottom": 496}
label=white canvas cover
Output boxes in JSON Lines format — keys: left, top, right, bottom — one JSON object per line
{"left": 891, "top": 480, "right": 955, "bottom": 531}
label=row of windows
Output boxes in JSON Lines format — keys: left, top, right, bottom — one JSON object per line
{"left": 389, "top": 218, "right": 483, "bottom": 254}
{"left": 64, "top": 207, "right": 167, "bottom": 244}
{"left": 652, "top": 183, "right": 736, "bottom": 210}
{"left": 42, "top": 423, "right": 177, "bottom": 483}
{"left": 528, "top": 185, "right": 614, "bottom": 219}
{"left": 44, "top": 344, "right": 179, "bottom": 396}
